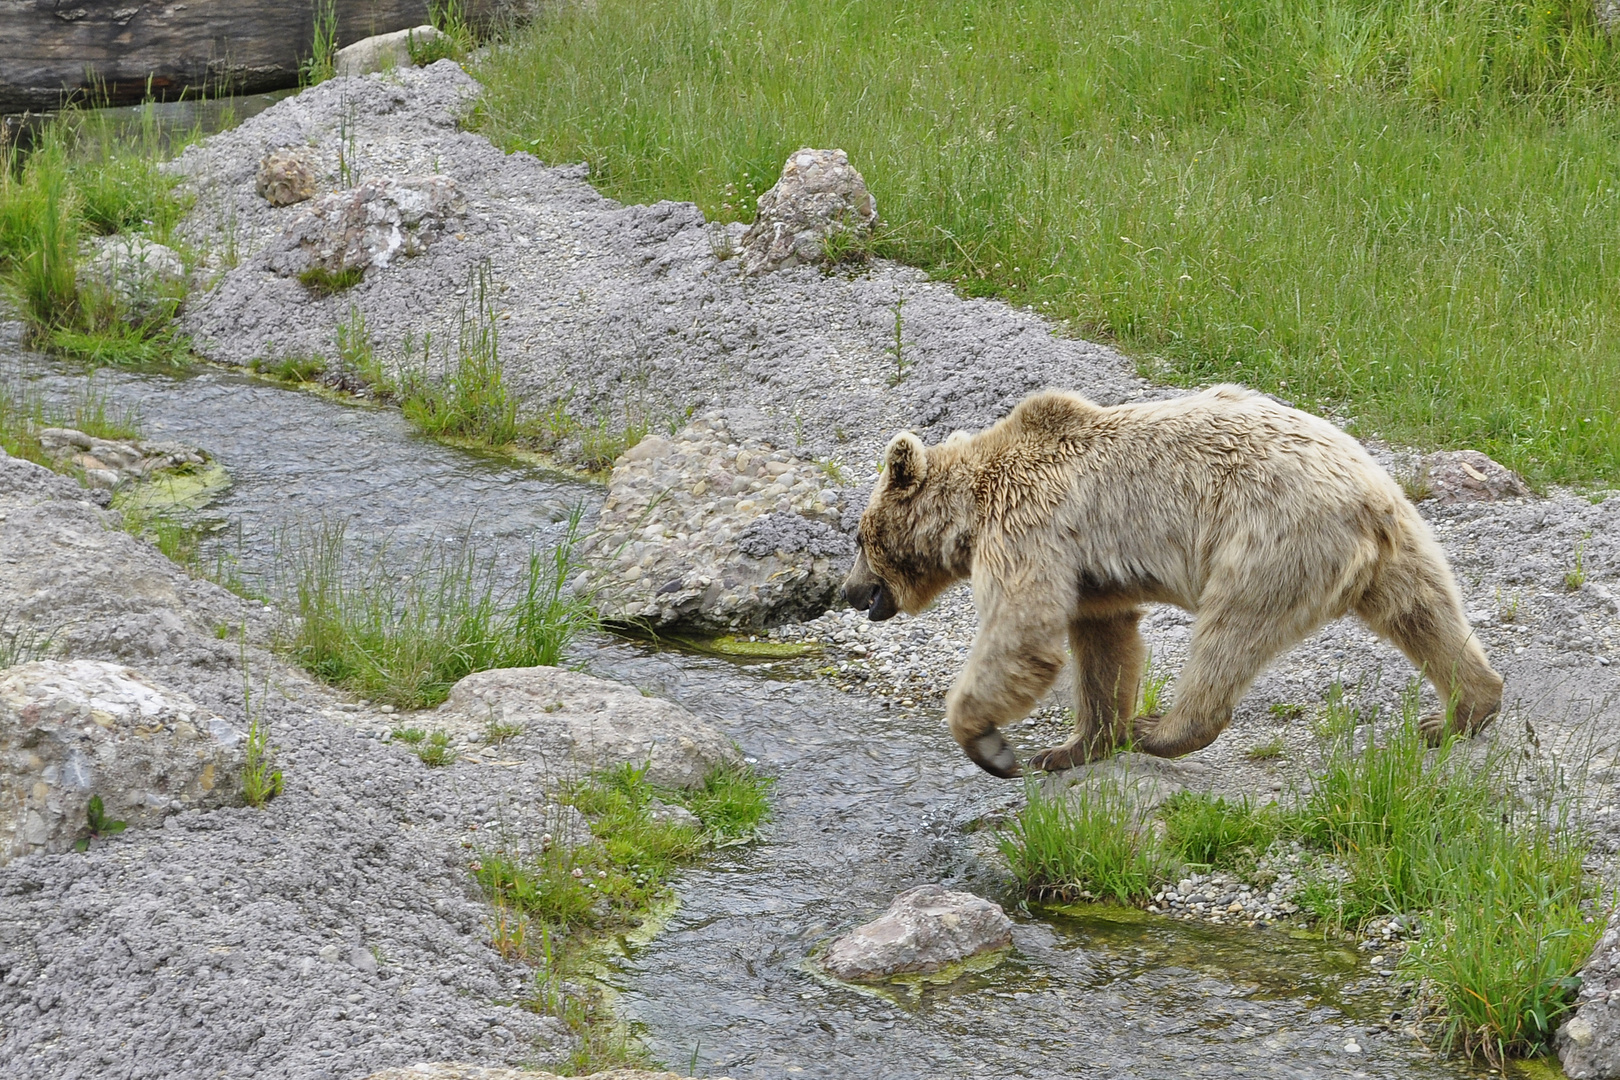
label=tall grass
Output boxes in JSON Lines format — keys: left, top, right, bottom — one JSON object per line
{"left": 1, "top": 101, "right": 192, "bottom": 363}
{"left": 998, "top": 775, "right": 1169, "bottom": 904}
{"left": 399, "top": 262, "right": 520, "bottom": 446}
{"left": 278, "top": 512, "right": 594, "bottom": 709}
{"left": 0, "top": 378, "right": 143, "bottom": 469}
{"left": 476, "top": 0, "right": 1620, "bottom": 483}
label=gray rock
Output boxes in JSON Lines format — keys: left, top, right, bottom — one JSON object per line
{"left": 740, "top": 148, "right": 878, "bottom": 275}
{"left": 1559, "top": 909, "right": 1620, "bottom": 1079}
{"left": 1040, "top": 751, "right": 1214, "bottom": 823}
{"left": 820, "top": 884, "right": 1013, "bottom": 981}
{"left": 1421, "top": 449, "right": 1532, "bottom": 505}
{"left": 255, "top": 148, "right": 319, "bottom": 208}
{"left": 579, "top": 414, "right": 853, "bottom": 634}
{"left": 334, "top": 26, "right": 447, "bottom": 77}
{"left": 0, "top": 660, "right": 246, "bottom": 864}
{"left": 267, "top": 176, "right": 464, "bottom": 283}
{"left": 645, "top": 797, "right": 702, "bottom": 830}
{"left": 431, "top": 666, "right": 737, "bottom": 788}
{"left": 81, "top": 236, "right": 186, "bottom": 323}
{"left": 34, "top": 427, "right": 213, "bottom": 491}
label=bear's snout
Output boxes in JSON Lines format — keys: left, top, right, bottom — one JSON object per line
{"left": 843, "top": 577, "right": 899, "bottom": 621}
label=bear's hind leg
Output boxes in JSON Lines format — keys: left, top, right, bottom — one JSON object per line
{"left": 1133, "top": 591, "right": 1324, "bottom": 758}
{"left": 1029, "top": 609, "right": 1145, "bottom": 772}
{"left": 1355, "top": 553, "right": 1503, "bottom": 743}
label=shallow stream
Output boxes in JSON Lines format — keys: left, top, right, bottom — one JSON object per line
{"left": 3, "top": 349, "right": 1487, "bottom": 1078}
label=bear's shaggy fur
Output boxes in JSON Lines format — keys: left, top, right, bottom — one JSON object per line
{"left": 842, "top": 386, "right": 1503, "bottom": 777}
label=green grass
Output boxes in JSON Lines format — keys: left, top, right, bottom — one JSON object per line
{"left": 276, "top": 512, "right": 595, "bottom": 709}
{"left": 0, "top": 609, "right": 51, "bottom": 668}
{"left": 476, "top": 0, "right": 1620, "bottom": 484}
{"left": 1160, "top": 791, "right": 1280, "bottom": 870}
{"left": 1, "top": 98, "right": 193, "bottom": 363}
{"left": 398, "top": 262, "right": 520, "bottom": 446}
{"left": 998, "top": 775, "right": 1169, "bottom": 904}
{"left": 475, "top": 759, "right": 770, "bottom": 1072}
{"left": 0, "top": 378, "right": 143, "bottom": 471}
{"left": 478, "top": 758, "right": 770, "bottom": 937}
{"left": 998, "top": 686, "right": 1599, "bottom": 1063}
{"left": 1293, "top": 692, "right": 1597, "bottom": 1062}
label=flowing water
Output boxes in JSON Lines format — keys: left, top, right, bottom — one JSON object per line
{"left": 2, "top": 346, "right": 1488, "bottom": 1079}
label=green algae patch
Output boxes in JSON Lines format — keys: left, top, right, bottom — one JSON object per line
{"left": 117, "top": 462, "right": 231, "bottom": 514}
{"left": 675, "top": 634, "right": 823, "bottom": 660}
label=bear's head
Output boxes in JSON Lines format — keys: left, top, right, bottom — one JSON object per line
{"left": 843, "top": 430, "right": 972, "bottom": 620}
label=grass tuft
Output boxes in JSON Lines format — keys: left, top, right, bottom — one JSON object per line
{"left": 277, "top": 511, "right": 594, "bottom": 709}
{"left": 2, "top": 98, "right": 193, "bottom": 364}
{"left": 398, "top": 262, "right": 519, "bottom": 445}
{"left": 998, "top": 776, "right": 1167, "bottom": 905}
{"left": 1160, "top": 791, "right": 1280, "bottom": 871}
{"left": 297, "top": 265, "right": 364, "bottom": 295}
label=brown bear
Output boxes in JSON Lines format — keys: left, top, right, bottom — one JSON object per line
{"left": 842, "top": 386, "right": 1503, "bottom": 778}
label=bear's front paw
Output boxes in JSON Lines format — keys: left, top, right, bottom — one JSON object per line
{"left": 962, "top": 730, "right": 1022, "bottom": 778}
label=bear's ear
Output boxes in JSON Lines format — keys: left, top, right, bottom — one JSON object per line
{"left": 883, "top": 432, "right": 928, "bottom": 495}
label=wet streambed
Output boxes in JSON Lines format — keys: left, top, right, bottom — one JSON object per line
{"left": 2, "top": 349, "right": 1484, "bottom": 1079}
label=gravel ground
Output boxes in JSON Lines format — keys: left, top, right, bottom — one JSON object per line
{"left": 0, "top": 448, "right": 579, "bottom": 1077}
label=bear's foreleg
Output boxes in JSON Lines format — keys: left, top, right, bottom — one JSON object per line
{"left": 1029, "top": 609, "right": 1145, "bottom": 772}
{"left": 947, "top": 613, "right": 1069, "bottom": 778}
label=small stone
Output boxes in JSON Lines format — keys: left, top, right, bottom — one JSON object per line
{"left": 1420, "top": 450, "right": 1531, "bottom": 505}
{"left": 820, "top": 884, "right": 1013, "bottom": 981}
{"left": 333, "top": 26, "right": 445, "bottom": 78}
{"left": 255, "top": 148, "right": 318, "bottom": 207}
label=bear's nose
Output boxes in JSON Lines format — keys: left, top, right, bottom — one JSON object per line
{"left": 844, "top": 580, "right": 877, "bottom": 611}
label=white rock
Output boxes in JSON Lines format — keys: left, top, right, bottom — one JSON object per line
{"left": 81, "top": 236, "right": 186, "bottom": 322}
{"left": 0, "top": 660, "right": 245, "bottom": 864}
{"left": 334, "top": 26, "right": 445, "bottom": 78}
{"left": 739, "top": 148, "right": 878, "bottom": 275}
{"left": 267, "top": 175, "right": 464, "bottom": 284}
{"left": 431, "top": 667, "right": 737, "bottom": 789}
{"left": 820, "top": 884, "right": 1013, "bottom": 981}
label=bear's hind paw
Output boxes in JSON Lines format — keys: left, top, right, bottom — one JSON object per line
{"left": 1029, "top": 738, "right": 1114, "bottom": 773}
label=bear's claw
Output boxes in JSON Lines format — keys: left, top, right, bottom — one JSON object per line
{"left": 965, "top": 732, "right": 1022, "bottom": 778}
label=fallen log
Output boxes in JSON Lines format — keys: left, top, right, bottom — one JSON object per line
{"left": 0, "top": 1, "right": 512, "bottom": 115}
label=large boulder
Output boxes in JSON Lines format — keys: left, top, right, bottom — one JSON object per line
{"left": 430, "top": 667, "right": 737, "bottom": 788}
{"left": 81, "top": 236, "right": 187, "bottom": 323}
{"left": 739, "top": 148, "right": 878, "bottom": 275}
{"left": 1559, "top": 909, "right": 1620, "bottom": 1079}
{"left": 820, "top": 884, "right": 1014, "bottom": 981}
{"left": 578, "top": 414, "right": 853, "bottom": 634}
{"left": 267, "top": 176, "right": 464, "bottom": 284}
{"left": 335, "top": 26, "right": 447, "bottom": 77}
{"left": 0, "top": 660, "right": 246, "bottom": 865}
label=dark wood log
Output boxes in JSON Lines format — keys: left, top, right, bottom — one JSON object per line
{"left": 0, "top": 1, "right": 507, "bottom": 115}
